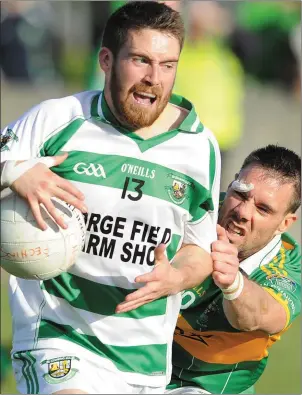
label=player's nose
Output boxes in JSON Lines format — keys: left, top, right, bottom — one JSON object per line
{"left": 234, "top": 201, "right": 253, "bottom": 223}
{"left": 143, "top": 64, "right": 160, "bottom": 86}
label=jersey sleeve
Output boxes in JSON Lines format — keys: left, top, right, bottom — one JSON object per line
{"left": 0, "top": 104, "right": 47, "bottom": 162}
{"left": 250, "top": 239, "right": 301, "bottom": 329}
{"left": 182, "top": 133, "right": 221, "bottom": 253}
{"left": 0, "top": 95, "right": 86, "bottom": 163}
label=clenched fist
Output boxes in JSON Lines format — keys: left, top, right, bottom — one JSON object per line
{"left": 211, "top": 224, "right": 240, "bottom": 289}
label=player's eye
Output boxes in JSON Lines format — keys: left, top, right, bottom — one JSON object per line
{"left": 133, "top": 57, "right": 148, "bottom": 65}
{"left": 162, "top": 63, "right": 174, "bottom": 70}
{"left": 257, "top": 206, "right": 269, "bottom": 214}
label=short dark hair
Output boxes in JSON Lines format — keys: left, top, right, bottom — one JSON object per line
{"left": 241, "top": 144, "right": 301, "bottom": 213}
{"left": 101, "top": 1, "right": 185, "bottom": 58}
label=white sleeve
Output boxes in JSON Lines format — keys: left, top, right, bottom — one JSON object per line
{"left": 0, "top": 94, "right": 86, "bottom": 163}
{"left": 0, "top": 104, "right": 46, "bottom": 163}
{"left": 183, "top": 133, "right": 221, "bottom": 253}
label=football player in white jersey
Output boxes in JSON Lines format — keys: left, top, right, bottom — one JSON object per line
{"left": 1, "top": 2, "right": 220, "bottom": 394}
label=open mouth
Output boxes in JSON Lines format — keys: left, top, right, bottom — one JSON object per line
{"left": 133, "top": 91, "right": 157, "bottom": 106}
{"left": 226, "top": 222, "right": 245, "bottom": 236}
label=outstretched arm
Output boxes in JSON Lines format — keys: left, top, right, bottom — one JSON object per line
{"left": 170, "top": 243, "right": 213, "bottom": 290}
{"left": 115, "top": 243, "right": 213, "bottom": 314}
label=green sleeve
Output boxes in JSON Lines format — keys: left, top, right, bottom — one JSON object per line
{"left": 249, "top": 234, "right": 301, "bottom": 327}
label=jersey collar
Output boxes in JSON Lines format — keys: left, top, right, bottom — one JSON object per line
{"left": 240, "top": 235, "right": 282, "bottom": 276}
{"left": 91, "top": 91, "right": 204, "bottom": 134}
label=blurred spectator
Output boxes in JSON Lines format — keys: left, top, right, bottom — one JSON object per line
{"left": 86, "top": 1, "right": 126, "bottom": 89}
{"left": 229, "top": 2, "right": 300, "bottom": 93}
{"left": 289, "top": 23, "right": 301, "bottom": 99}
{"left": 172, "top": 1, "right": 244, "bottom": 155}
{"left": 86, "top": 1, "right": 110, "bottom": 89}
{"left": 0, "top": 1, "right": 62, "bottom": 84}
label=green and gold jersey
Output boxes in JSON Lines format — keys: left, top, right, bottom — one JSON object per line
{"left": 2, "top": 90, "right": 220, "bottom": 387}
{"left": 170, "top": 229, "right": 301, "bottom": 394}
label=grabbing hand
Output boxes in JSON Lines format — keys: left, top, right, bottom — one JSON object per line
{"left": 115, "top": 244, "right": 183, "bottom": 313}
{"left": 11, "top": 153, "right": 87, "bottom": 230}
{"left": 211, "top": 224, "right": 240, "bottom": 289}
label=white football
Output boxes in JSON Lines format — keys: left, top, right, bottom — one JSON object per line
{"left": 0, "top": 192, "right": 86, "bottom": 280}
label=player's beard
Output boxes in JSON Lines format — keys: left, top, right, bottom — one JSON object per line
{"left": 109, "top": 65, "right": 172, "bottom": 130}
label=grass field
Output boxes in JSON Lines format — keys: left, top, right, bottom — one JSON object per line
{"left": 1, "top": 273, "right": 301, "bottom": 394}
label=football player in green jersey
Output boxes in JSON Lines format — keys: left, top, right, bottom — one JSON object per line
{"left": 168, "top": 145, "right": 301, "bottom": 394}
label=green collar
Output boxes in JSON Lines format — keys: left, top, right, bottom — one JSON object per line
{"left": 91, "top": 91, "right": 204, "bottom": 134}
{"left": 90, "top": 91, "right": 204, "bottom": 152}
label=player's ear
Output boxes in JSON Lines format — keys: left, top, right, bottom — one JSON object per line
{"left": 274, "top": 212, "right": 297, "bottom": 235}
{"left": 99, "top": 47, "right": 113, "bottom": 73}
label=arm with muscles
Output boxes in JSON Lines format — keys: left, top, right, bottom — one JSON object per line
{"left": 115, "top": 242, "right": 213, "bottom": 314}
{"left": 0, "top": 106, "right": 87, "bottom": 230}
{"left": 212, "top": 224, "right": 287, "bottom": 334}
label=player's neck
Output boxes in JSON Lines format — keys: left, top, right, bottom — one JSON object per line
{"left": 103, "top": 91, "right": 188, "bottom": 140}
{"left": 133, "top": 103, "right": 188, "bottom": 140}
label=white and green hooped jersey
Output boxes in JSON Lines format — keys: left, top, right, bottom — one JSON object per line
{"left": 2, "top": 90, "right": 220, "bottom": 387}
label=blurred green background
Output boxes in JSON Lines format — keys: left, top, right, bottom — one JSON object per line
{"left": 0, "top": 1, "right": 301, "bottom": 393}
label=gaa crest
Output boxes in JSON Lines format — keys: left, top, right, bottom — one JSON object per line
{"left": 0, "top": 128, "right": 18, "bottom": 152}
{"left": 41, "top": 356, "right": 79, "bottom": 384}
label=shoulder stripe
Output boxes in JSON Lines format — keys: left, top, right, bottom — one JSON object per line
{"left": 260, "top": 265, "right": 272, "bottom": 277}
{"left": 279, "top": 247, "right": 288, "bottom": 276}
{"left": 209, "top": 138, "right": 216, "bottom": 191}
{"left": 39, "top": 118, "right": 85, "bottom": 157}
{"left": 269, "top": 259, "right": 282, "bottom": 277}
{"left": 39, "top": 94, "right": 101, "bottom": 157}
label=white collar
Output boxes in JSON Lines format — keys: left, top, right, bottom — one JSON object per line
{"left": 239, "top": 235, "right": 282, "bottom": 276}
